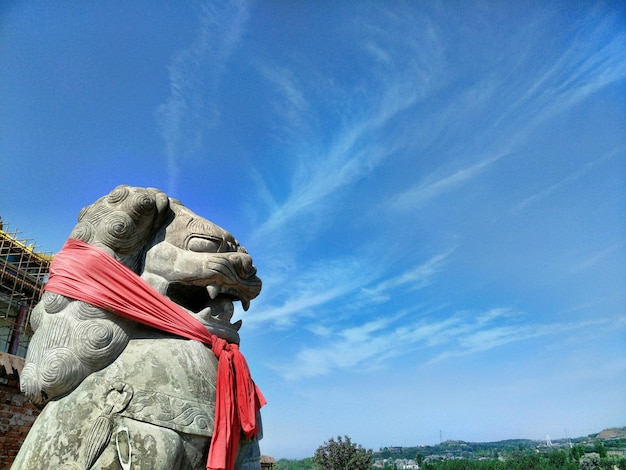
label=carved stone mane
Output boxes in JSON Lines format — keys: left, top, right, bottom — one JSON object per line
{"left": 21, "top": 186, "right": 170, "bottom": 406}
{"left": 14, "top": 186, "right": 263, "bottom": 470}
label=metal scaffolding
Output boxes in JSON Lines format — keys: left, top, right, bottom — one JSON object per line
{"left": 0, "top": 219, "right": 52, "bottom": 358}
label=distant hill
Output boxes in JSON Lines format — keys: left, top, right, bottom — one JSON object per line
{"left": 593, "top": 427, "right": 626, "bottom": 440}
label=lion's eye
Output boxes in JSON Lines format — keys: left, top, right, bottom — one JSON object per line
{"left": 187, "top": 237, "right": 221, "bottom": 253}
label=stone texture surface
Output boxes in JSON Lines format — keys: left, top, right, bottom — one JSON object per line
{"left": 12, "top": 186, "right": 263, "bottom": 469}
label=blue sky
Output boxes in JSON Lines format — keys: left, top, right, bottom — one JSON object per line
{"left": 1, "top": 0, "right": 625, "bottom": 460}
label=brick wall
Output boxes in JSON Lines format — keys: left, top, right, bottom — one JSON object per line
{"left": 0, "top": 353, "right": 40, "bottom": 470}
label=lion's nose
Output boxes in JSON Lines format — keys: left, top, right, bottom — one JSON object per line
{"left": 231, "top": 252, "right": 257, "bottom": 279}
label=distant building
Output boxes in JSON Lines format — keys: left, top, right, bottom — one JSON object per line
{"left": 374, "top": 458, "right": 420, "bottom": 469}
{"left": 0, "top": 221, "right": 52, "bottom": 357}
{"left": 260, "top": 455, "right": 276, "bottom": 469}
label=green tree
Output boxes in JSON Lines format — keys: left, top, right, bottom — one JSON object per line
{"left": 593, "top": 440, "right": 607, "bottom": 459}
{"left": 569, "top": 445, "right": 585, "bottom": 462}
{"left": 546, "top": 449, "right": 567, "bottom": 468}
{"left": 275, "top": 458, "right": 315, "bottom": 470}
{"left": 579, "top": 453, "right": 602, "bottom": 470}
{"left": 313, "top": 435, "right": 373, "bottom": 470}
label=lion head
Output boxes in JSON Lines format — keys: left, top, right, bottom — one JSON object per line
{"left": 21, "top": 185, "right": 262, "bottom": 405}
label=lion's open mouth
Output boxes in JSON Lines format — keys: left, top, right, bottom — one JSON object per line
{"left": 165, "top": 283, "right": 248, "bottom": 333}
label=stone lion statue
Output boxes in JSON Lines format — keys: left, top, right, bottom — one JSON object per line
{"left": 13, "top": 185, "right": 265, "bottom": 470}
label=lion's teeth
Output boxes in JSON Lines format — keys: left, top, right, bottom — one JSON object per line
{"left": 207, "top": 285, "right": 220, "bottom": 300}
{"left": 198, "top": 306, "right": 211, "bottom": 317}
{"left": 233, "top": 319, "right": 243, "bottom": 331}
{"left": 241, "top": 298, "right": 250, "bottom": 311}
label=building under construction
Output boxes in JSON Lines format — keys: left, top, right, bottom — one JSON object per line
{"left": 0, "top": 219, "right": 50, "bottom": 467}
{"left": 0, "top": 219, "right": 52, "bottom": 358}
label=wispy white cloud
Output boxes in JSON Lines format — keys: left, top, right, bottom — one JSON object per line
{"left": 388, "top": 10, "right": 626, "bottom": 216}
{"left": 516, "top": 20, "right": 626, "bottom": 124}
{"left": 513, "top": 147, "right": 624, "bottom": 212}
{"left": 359, "top": 248, "right": 455, "bottom": 303}
{"left": 572, "top": 242, "right": 626, "bottom": 273}
{"left": 247, "top": 248, "right": 454, "bottom": 330}
{"left": 275, "top": 311, "right": 465, "bottom": 380}
{"left": 251, "top": 85, "right": 420, "bottom": 242}
{"left": 425, "top": 317, "right": 618, "bottom": 365}
{"left": 363, "top": 41, "right": 393, "bottom": 65}
{"left": 391, "top": 152, "right": 508, "bottom": 211}
{"left": 277, "top": 316, "right": 402, "bottom": 380}
{"left": 258, "top": 64, "right": 310, "bottom": 137}
{"left": 245, "top": 257, "right": 372, "bottom": 329}
{"left": 249, "top": 7, "right": 446, "bottom": 244}
{"left": 275, "top": 307, "right": 621, "bottom": 380}
{"left": 488, "top": 13, "right": 626, "bottom": 149}
{"left": 156, "top": 0, "right": 251, "bottom": 194}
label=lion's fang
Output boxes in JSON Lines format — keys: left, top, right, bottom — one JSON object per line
{"left": 206, "top": 285, "right": 220, "bottom": 300}
{"left": 241, "top": 299, "right": 250, "bottom": 312}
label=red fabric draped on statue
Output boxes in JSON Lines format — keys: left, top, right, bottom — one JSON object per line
{"left": 44, "top": 238, "right": 266, "bottom": 470}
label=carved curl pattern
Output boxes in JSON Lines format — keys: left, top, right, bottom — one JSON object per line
{"left": 97, "top": 211, "right": 137, "bottom": 254}
{"left": 106, "top": 185, "right": 130, "bottom": 204}
{"left": 128, "top": 191, "right": 157, "bottom": 218}
{"left": 20, "top": 362, "right": 42, "bottom": 402}
{"left": 72, "top": 319, "right": 129, "bottom": 370}
{"left": 29, "top": 303, "right": 45, "bottom": 331}
{"left": 22, "top": 300, "right": 132, "bottom": 405}
{"left": 74, "top": 301, "right": 111, "bottom": 321}
{"left": 69, "top": 221, "right": 94, "bottom": 243}
{"left": 72, "top": 186, "right": 170, "bottom": 260}
{"left": 38, "top": 347, "right": 86, "bottom": 397}
{"left": 42, "top": 292, "right": 70, "bottom": 314}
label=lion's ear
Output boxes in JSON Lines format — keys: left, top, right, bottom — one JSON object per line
{"left": 151, "top": 188, "right": 171, "bottom": 230}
